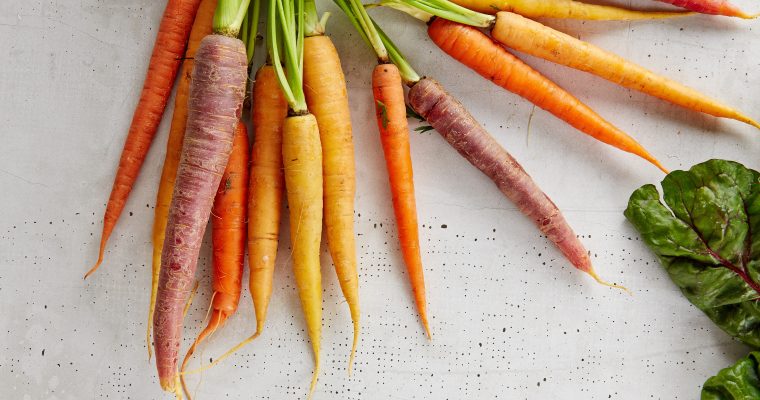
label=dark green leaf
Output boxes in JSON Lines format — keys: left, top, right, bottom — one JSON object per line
{"left": 702, "top": 352, "right": 760, "bottom": 400}
{"left": 414, "top": 125, "right": 434, "bottom": 134}
{"left": 625, "top": 159, "right": 760, "bottom": 347}
{"left": 406, "top": 104, "right": 424, "bottom": 122}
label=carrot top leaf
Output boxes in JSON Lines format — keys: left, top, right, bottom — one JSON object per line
{"left": 268, "top": 0, "right": 306, "bottom": 112}
{"left": 406, "top": 105, "right": 424, "bottom": 121}
{"left": 304, "top": 0, "right": 327, "bottom": 37}
{"left": 333, "top": 0, "right": 420, "bottom": 83}
{"left": 625, "top": 159, "right": 760, "bottom": 348}
{"left": 241, "top": 0, "right": 262, "bottom": 64}
{"left": 386, "top": 0, "right": 494, "bottom": 27}
{"left": 214, "top": 0, "right": 254, "bottom": 36}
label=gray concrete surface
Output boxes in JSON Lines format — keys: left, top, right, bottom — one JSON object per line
{"left": 1, "top": 0, "right": 759, "bottom": 399}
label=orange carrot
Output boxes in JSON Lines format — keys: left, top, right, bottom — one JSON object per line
{"left": 86, "top": 0, "right": 203, "bottom": 278}
{"left": 427, "top": 18, "right": 668, "bottom": 173}
{"left": 180, "top": 121, "right": 249, "bottom": 396}
{"left": 372, "top": 63, "right": 431, "bottom": 337}
{"left": 147, "top": 0, "right": 218, "bottom": 360}
{"left": 248, "top": 65, "right": 288, "bottom": 334}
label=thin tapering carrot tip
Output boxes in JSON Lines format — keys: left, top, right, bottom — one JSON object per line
{"left": 348, "top": 321, "right": 359, "bottom": 376}
{"left": 586, "top": 268, "right": 632, "bottom": 295}
{"left": 307, "top": 362, "right": 320, "bottom": 400}
{"left": 145, "top": 326, "right": 153, "bottom": 362}
{"left": 734, "top": 10, "right": 758, "bottom": 19}
{"left": 83, "top": 256, "right": 103, "bottom": 280}
{"left": 653, "top": 159, "right": 670, "bottom": 175}
{"left": 160, "top": 376, "right": 176, "bottom": 392}
{"left": 421, "top": 316, "right": 433, "bottom": 341}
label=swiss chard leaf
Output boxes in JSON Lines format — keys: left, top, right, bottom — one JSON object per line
{"left": 701, "top": 352, "right": 760, "bottom": 400}
{"left": 625, "top": 159, "right": 760, "bottom": 347}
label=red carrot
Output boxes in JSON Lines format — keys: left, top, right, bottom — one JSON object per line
{"left": 153, "top": 32, "right": 248, "bottom": 394}
{"left": 86, "top": 0, "right": 203, "bottom": 278}
{"left": 408, "top": 77, "right": 627, "bottom": 291}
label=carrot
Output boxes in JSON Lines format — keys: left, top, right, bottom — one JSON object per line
{"left": 334, "top": 0, "right": 431, "bottom": 337}
{"left": 449, "top": 0, "right": 693, "bottom": 19}
{"left": 488, "top": 11, "right": 760, "bottom": 128}
{"left": 147, "top": 0, "right": 218, "bottom": 361}
{"left": 248, "top": 64, "right": 288, "bottom": 335}
{"left": 655, "top": 0, "right": 757, "bottom": 18}
{"left": 179, "top": 121, "right": 248, "bottom": 396}
{"left": 269, "top": 0, "right": 323, "bottom": 394}
{"left": 427, "top": 18, "right": 668, "bottom": 173}
{"left": 408, "top": 77, "right": 627, "bottom": 290}
{"left": 372, "top": 64, "right": 432, "bottom": 338}
{"left": 302, "top": 5, "right": 361, "bottom": 369}
{"left": 153, "top": 1, "right": 250, "bottom": 393}
{"left": 85, "top": 0, "right": 203, "bottom": 278}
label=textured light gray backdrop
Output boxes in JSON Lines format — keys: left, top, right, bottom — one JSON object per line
{"left": 1, "top": 0, "right": 759, "bottom": 398}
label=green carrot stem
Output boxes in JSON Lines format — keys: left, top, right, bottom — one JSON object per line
{"left": 214, "top": 0, "right": 254, "bottom": 36}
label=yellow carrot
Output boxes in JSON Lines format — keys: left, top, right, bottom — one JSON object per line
{"left": 451, "top": 0, "right": 693, "bottom": 20}
{"left": 490, "top": 11, "right": 760, "bottom": 128}
{"left": 303, "top": 34, "right": 361, "bottom": 372}
{"left": 282, "top": 113, "right": 323, "bottom": 395}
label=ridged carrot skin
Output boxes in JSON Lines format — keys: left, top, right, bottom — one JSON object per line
{"left": 408, "top": 77, "right": 622, "bottom": 289}
{"left": 450, "top": 0, "right": 693, "bottom": 19}
{"left": 655, "top": 0, "right": 756, "bottom": 18}
{"left": 282, "top": 113, "right": 324, "bottom": 395}
{"left": 179, "top": 121, "right": 248, "bottom": 396}
{"left": 86, "top": 0, "right": 203, "bottom": 278}
{"left": 147, "top": 0, "right": 217, "bottom": 360}
{"left": 153, "top": 34, "right": 247, "bottom": 393}
{"left": 372, "top": 63, "right": 431, "bottom": 337}
{"left": 248, "top": 65, "right": 288, "bottom": 334}
{"left": 303, "top": 35, "right": 361, "bottom": 368}
{"left": 490, "top": 12, "right": 760, "bottom": 129}
{"left": 428, "top": 18, "right": 667, "bottom": 173}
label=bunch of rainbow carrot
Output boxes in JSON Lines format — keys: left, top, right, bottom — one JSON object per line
{"left": 83, "top": 0, "right": 757, "bottom": 397}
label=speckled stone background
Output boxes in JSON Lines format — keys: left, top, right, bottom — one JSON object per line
{"left": 2, "top": 1, "right": 759, "bottom": 399}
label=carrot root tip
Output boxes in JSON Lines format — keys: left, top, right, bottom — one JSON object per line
{"left": 83, "top": 257, "right": 103, "bottom": 280}
{"left": 307, "top": 362, "right": 320, "bottom": 400}
{"left": 348, "top": 320, "right": 359, "bottom": 376}
{"left": 586, "top": 269, "right": 632, "bottom": 295}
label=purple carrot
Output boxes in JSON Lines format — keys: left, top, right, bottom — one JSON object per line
{"left": 408, "top": 77, "right": 626, "bottom": 291}
{"left": 153, "top": 34, "right": 247, "bottom": 392}
{"left": 655, "top": 0, "right": 756, "bottom": 18}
